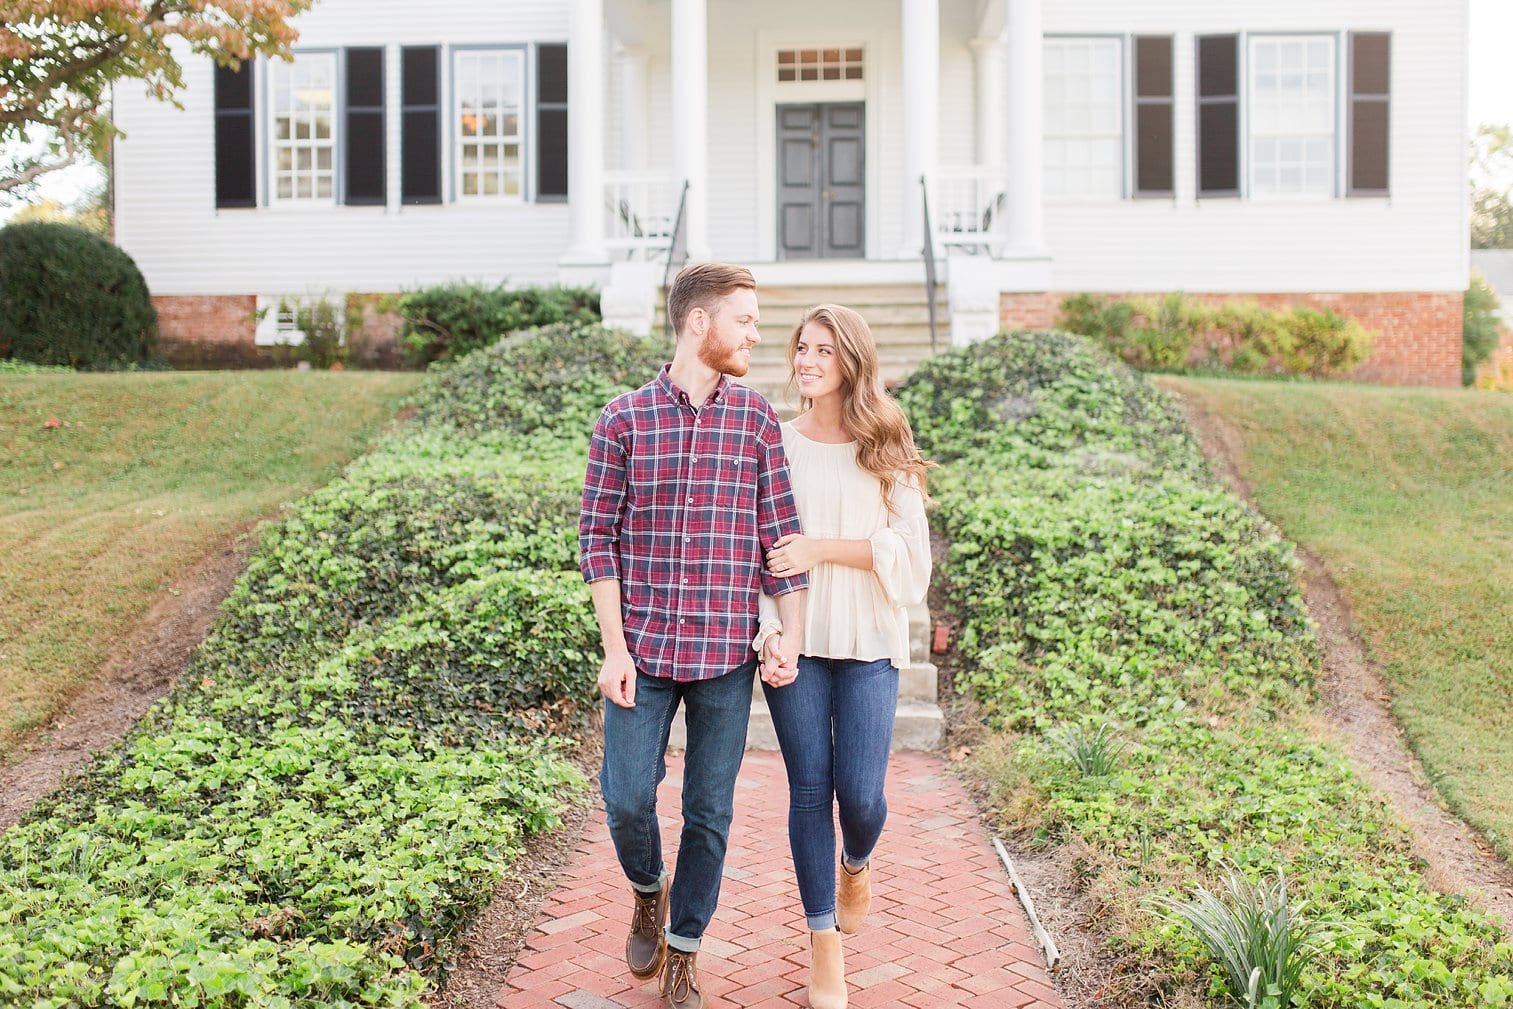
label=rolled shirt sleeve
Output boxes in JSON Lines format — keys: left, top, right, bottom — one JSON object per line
{"left": 755, "top": 413, "right": 808, "bottom": 598}
{"left": 578, "top": 405, "right": 628, "bottom": 584}
{"left": 867, "top": 477, "right": 931, "bottom": 608}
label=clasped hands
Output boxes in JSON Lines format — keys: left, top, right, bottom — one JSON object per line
{"left": 765, "top": 533, "right": 821, "bottom": 579}
{"left": 760, "top": 629, "right": 800, "bottom": 688}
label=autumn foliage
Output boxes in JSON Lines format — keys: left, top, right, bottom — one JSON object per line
{"left": 0, "top": 1, "right": 310, "bottom": 193}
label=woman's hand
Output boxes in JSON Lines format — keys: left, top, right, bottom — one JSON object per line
{"left": 760, "top": 632, "right": 799, "bottom": 688}
{"left": 767, "top": 533, "right": 825, "bottom": 577}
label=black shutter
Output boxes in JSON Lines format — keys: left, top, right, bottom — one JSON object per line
{"left": 1349, "top": 32, "right": 1390, "bottom": 196}
{"left": 1133, "top": 35, "right": 1174, "bottom": 196}
{"left": 1196, "top": 34, "right": 1240, "bottom": 196}
{"left": 401, "top": 46, "right": 442, "bottom": 204}
{"left": 537, "top": 43, "right": 568, "bottom": 200}
{"left": 345, "top": 47, "right": 386, "bottom": 205}
{"left": 214, "top": 61, "right": 256, "bottom": 208}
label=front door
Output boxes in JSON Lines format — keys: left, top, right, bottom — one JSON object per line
{"left": 776, "top": 103, "right": 865, "bottom": 260}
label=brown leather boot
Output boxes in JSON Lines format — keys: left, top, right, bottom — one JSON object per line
{"left": 807, "top": 930, "right": 848, "bottom": 1009}
{"left": 836, "top": 861, "right": 871, "bottom": 934}
{"left": 659, "top": 948, "right": 710, "bottom": 1008}
{"left": 626, "top": 878, "right": 669, "bottom": 980}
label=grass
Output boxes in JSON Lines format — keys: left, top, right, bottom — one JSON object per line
{"left": 0, "top": 369, "right": 422, "bottom": 758}
{"left": 1161, "top": 376, "right": 1513, "bottom": 860}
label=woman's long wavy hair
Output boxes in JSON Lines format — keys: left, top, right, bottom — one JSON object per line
{"left": 787, "top": 303, "right": 933, "bottom": 511}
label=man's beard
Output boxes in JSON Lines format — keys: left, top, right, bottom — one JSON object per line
{"left": 697, "top": 326, "right": 750, "bottom": 377}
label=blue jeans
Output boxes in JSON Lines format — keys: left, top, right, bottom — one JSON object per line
{"left": 600, "top": 659, "right": 755, "bottom": 951}
{"left": 762, "top": 656, "right": 898, "bottom": 931}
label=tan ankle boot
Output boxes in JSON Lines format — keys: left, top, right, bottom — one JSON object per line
{"left": 808, "top": 930, "right": 847, "bottom": 1009}
{"left": 836, "top": 862, "right": 871, "bottom": 934}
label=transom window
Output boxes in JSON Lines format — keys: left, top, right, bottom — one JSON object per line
{"left": 268, "top": 53, "right": 337, "bottom": 202}
{"left": 454, "top": 49, "right": 524, "bottom": 198}
{"left": 1043, "top": 37, "right": 1124, "bottom": 198}
{"left": 777, "top": 47, "right": 864, "bottom": 82}
{"left": 1248, "top": 35, "right": 1337, "bottom": 197}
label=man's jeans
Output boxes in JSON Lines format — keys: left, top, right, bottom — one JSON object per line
{"left": 762, "top": 656, "right": 898, "bottom": 931}
{"left": 600, "top": 659, "right": 756, "bottom": 951}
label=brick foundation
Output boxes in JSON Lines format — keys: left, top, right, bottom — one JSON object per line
{"left": 1000, "top": 290, "right": 1464, "bottom": 387}
{"left": 152, "top": 295, "right": 263, "bottom": 368}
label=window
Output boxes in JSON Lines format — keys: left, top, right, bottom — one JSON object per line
{"left": 268, "top": 52, "right": 338, "bottom": 202}
{"left": 777, "top": 47, "right": 864, "bottom": 83}
{"left": 1247, "top": 35, "right": 1337, "bottom": 198}
{"left": 454, "top": 48, "right": 525, "bottom": 199}
{"left": 1043, "top": 37, "right": 1124, "bottom": 198}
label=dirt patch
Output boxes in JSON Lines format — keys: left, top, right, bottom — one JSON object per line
{"left": 429, "top": 744, "right": 599, "bottom": 1009}
{"left": 0, "top": 528, "right": 255, "bottom": 831}
{"left": 1174, "top": 391, "right": 1513, "bottom": 928}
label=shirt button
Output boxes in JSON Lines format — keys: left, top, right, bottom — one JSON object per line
{"left": 686, "top": 496, "right": 694, "bottom": 504}
{"left": 684, "top": 536, "right": 691, "bottom": 543}
{"left": 681, "top": 578, "right": 688, "bottom": 584}
{"left": 679, "top": 618, "right": 686, "bottom": 625}
{"left": 690, "top": 455, "right": 697, "bottom": 462}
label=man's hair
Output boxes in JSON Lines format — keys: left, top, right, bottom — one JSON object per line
{"left": 666, "top": 262, "right": 756, "bottom": 338}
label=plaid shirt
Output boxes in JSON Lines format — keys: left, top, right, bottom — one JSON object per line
{"left": 579, "top": 366, "right": 807, "bottom": 682}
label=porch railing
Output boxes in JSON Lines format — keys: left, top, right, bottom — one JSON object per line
{"left": 932, "top": 166, "right": 1007, "bottom": 255}
{"left": 920, "top": 174, "right": 939, "bottom": 354}
{"left": 603, "top": 171, "right": 679, "bottom": 259}
{"left": 661, "top": 180, "right": 691, "bottom": 338}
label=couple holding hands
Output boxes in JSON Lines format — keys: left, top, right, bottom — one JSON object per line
{"left": 578, "top": 262, "right": 932, "bottom": 1009}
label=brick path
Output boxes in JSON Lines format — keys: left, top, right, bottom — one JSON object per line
{"left": 496, "top": 751, "right": 1064, "bottom": 1009}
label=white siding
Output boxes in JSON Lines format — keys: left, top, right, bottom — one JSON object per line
{"left": 1042, "top": 0, "right": 1469, "bottom": 293}
{"left": 112, "top": 0, "right": 1467, "bottom": 298}
{"left": 113, "top": 0, "right": 572, "bottom": 296}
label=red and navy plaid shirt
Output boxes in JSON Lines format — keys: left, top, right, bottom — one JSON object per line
{"left": 579, "top": 365, "right": 807, "bottom": 682}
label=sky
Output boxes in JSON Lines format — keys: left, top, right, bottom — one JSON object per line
{"left": 4, "top": 0, "right": 1513, "bottom": 219}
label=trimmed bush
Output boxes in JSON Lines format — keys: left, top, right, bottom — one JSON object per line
{"left": 1057, "top": 293, "right": 1376, "bottom": 378}
{"left": 1463, "top": 274, "right": 1503, "bottom": 386}
{"left": 412, "top": 321, "right": 667, "bottom": 438}
{"left": 0, "top": 221, "right": 159, "bottom": 369}
{"left": 398, "top": 281, "right": 600, "bottom": 367}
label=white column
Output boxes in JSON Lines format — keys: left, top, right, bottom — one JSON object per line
{"left": 617, "top": 45, "right": 650, "bottom": 172}
{"left": 1002, "top": 0, "right": 1044, "bottom": 255}
{"left": 969, "top": 35, "right": 1007, "bottom": 171}
{"left": 900, "top": 0, "right": 939, "bottom": 259}
{"left": 672, "top": 0, "right": 710, "bottom": 260}
{"left": 565, "top": 0, "right": 607, "bottom": 264}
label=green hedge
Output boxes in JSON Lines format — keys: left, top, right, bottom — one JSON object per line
{"left": 0, "top": 221, "right": 160, "bottom": 370}
{"left": 0, "top": 323, "right": 664, "bottom": 1006}
{"left": 397, "top": 282, "right": 601, "bottom": 367}
{"left": 899, "top": 330, "right": 1513, "bottom": 1007}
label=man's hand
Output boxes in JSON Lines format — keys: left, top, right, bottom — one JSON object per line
{"left": 760, "top": 631, "right": 800, "bottom": 688}
{"left": 767, "top": 533, "right": 824, "bottom": 578}
{"left": 599, "top": 649, "right": 638, "bottom": 708}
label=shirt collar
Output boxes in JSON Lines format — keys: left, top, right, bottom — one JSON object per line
{"left": 657, "top": 364, "right": 731, "bottom": 411}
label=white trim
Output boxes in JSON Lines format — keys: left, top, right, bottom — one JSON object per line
{"left": 756, "top": 29, "right": 883, "bottom": 261}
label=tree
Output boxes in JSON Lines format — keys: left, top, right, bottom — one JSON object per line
{"left": 0, "top": 1, "right": 310, "bottom": 197}
{"left": 1470, "top": 123, "right": 1513, "bottom": 249}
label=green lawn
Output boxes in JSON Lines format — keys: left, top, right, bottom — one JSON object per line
{"left": 0, "top": 370, "right": 422, "bottom": 758}
{"left": 1162, "top": 377, "right": 1513, "bottom": 858}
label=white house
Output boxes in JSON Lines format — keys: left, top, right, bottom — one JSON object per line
{"left": 112, "top": 0, "right": 1469, "bottom": 384}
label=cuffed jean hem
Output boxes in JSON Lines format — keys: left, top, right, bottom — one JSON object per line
{"left": 805, "top": 911, "right": 838, "bottom": 932}
{"left": 666, "top": 930, "right": 701, "bottom": 953}
{"left": 631, "top": 870, "right": 668, "bottom": 896}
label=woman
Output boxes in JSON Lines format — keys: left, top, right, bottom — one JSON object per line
{"left": 755, "top": 304, "right": 933, "bottom": 1009}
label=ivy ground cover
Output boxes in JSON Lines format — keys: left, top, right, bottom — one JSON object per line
{"left": 897, "top": 332, "right": 1513, "bottom": 1007}
{"left": 0, "top": 326, "right": 667, "bottom": 1007}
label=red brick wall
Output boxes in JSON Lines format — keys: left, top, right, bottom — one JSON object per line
{"left": 1001, "top": 290, "right": 1464, "bottom": 387}
{"left": 153, "top": 295, "right": 261, "bottom": 368}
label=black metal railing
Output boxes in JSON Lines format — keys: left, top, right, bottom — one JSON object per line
{"left": 661, "top": 180, "right": 691, "bottom": 338}
{"left": 920, "top": 174, "right": 939, "bottom": 353}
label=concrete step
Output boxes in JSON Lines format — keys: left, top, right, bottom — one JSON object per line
{"left": 668, "top": 698, "right": 943, "bottom": 752}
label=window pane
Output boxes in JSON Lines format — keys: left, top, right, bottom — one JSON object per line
{"left": 1042, "top": 37, "right": 1124, "bottom": 198}
{"left": 1249, "top": 35, "right": 1335, "bottom": 197}
{"left": 455, "top": 48, "right": 524, "bottom": 199}
{"left": 269, "top": 53, "right": 338, "bottom": 203}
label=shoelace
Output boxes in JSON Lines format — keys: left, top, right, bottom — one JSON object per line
{"left": 631, "top": 891, "right": 659, "bottom": 932}
{"left": 662, "top": 952, "right": 698, "bottom": 1001}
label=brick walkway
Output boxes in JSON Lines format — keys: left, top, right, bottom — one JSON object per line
{"left": 496, "top": 751, "right": 1064, "bottom": 1009}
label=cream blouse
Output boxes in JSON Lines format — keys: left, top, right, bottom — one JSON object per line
{"left": 757, "top": 423, "right": 931, "bottom": 670}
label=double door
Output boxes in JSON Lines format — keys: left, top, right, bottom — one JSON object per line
{"left": 776, "top": 102, "right": 865, "bottom": 260}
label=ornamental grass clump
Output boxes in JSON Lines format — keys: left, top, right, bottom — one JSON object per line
{"left": 1148, "top": 869, "right": 1322, "bottom": 1009}
{"left": 1045, "top": 721, "right": 1128, "bottom": 777}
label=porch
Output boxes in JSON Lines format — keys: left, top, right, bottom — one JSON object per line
{"left": 559, "top": 0, "right": 1055, "bottom": 343}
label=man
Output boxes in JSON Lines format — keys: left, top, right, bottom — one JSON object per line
{"left": 579, "top": 262, "right": 808, "bottom": 1009}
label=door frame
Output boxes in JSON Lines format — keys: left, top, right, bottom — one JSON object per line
{"left": 755, "top": 29, "right": 883, "bottom": 262}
